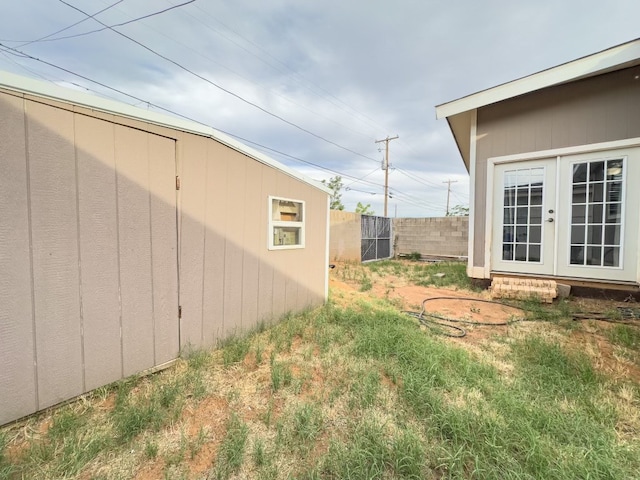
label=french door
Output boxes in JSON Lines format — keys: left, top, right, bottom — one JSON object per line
{"left": 491, "top": 147, "right": 639, "bottom": 282}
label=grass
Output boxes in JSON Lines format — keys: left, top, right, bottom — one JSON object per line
{"left": 2, "top": 261, "right": 639, "bottom": 479}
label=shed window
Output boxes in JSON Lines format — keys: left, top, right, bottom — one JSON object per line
{"left": 269, "top": 196, "right": 305, "bottom": 249}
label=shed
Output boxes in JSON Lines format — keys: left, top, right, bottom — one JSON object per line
{"left": 0, "top": 71, "right": 330, "bottom": 425}
{"left": 436, "top": 38, "right": 640, "bottom": 289}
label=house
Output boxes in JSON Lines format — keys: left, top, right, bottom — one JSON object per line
{"left": 436, "top": 38, "right": 640, "bottom": 291}
{"left": 0, "top": 71, "right": 330, "bottom": 425}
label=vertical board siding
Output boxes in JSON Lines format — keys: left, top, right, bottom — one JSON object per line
{"left": 258, "top": 167, "right": 277, "bottom": 321}
{"left": 222, "top": 155, "right": 246, "bottom": 336}
{"left": 0, "top": 95, "right": 37, "bottom": 424}
{"left": 473, "top": 66, "right": 640, "bottom": 269}
{"left": 148, "top": 135, "right": 179, "bottom": 364}
{"left": 115, "top": 125, "right": 155, "bottom": 377}
{"left": 241, "top": 162, "right": 262, "bottom": 329}
{"left": 202, "top": 142, "right": 227, "bottom": 345}
{"left": 178, "top": 137, "right": 207, "bottom": 348}
{"left": 75, "top": 115, "right": 122, "bottom": 391}
{"left": 27, "top": 101, "right": 84, "bottom": 409}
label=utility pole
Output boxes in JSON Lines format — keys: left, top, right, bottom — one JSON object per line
{"left": 375, "top": 135, "right": 399, "bottom": 217}
{"left": 443, "top": 179, "right": 458, "bottom": 215}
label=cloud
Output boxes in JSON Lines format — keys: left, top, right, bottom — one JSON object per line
{"left": 1, "top": 0, "right": 638, "bottom": 216}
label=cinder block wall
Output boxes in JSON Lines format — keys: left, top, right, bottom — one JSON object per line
{"left": 393, "top": 217, "right": 468, "bottom": 257}
{"left": 329, "top": 210, "right": 361, "bottom": 261}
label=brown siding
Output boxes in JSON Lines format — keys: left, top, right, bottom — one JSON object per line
{"left": 473, "top": 66, "right": 640, "bottom": 268}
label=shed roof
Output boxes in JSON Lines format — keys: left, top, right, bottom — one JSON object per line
{"left": 435, "top": 38, "right": 640, "bottom": 170}
{"left": 0, "top": 70, "right": 331, "bottom": 194}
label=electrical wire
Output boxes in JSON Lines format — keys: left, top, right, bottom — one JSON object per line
{"left": 5, "top": 0, "right": 125, "bottom": 47}
{"left": 57, "top": 0, "right": 381, "bottom": 165}
{"left": 27, "top": 1, "right": 196, "bottom": 44}
{"left": 0, "top": 42, "right": 441, "bottom": 215}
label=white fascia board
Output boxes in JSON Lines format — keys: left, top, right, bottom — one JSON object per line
{"left": 0, "top": 70, "right": 331, "bottom": 195}
{"left": 435, "top": 38, "right": 640, "bottom": 120}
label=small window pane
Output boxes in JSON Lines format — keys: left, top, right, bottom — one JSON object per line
{"left": 516, "top": 207, "right": 528, "bottom": 224}
{"left": 515, "top": 244, "right": 527, "bottom": 261}
{"left": 516, "top": 226, "right": 527, "bottom": 243}
{"left": 529, "top": 226, "right": 541, "bottom": 243}
{"left": 572, "top": 204, "right": 586, "bottom": 223}
{"left": 571, "top": 225, "right": 585, "bottom": 245}
{"left": 504, "top": 188, "right": 516, "bottom": 207}
{"left": 586, "top": 246, "right": 602, "bottom": 266}
{"left": 502, "top": 244, "right": 514, "bottom": 261}
{"left": 606, "top": 159, "right": 623, "bottom": 180}
{"left": 504, "top": 208, "right": 515, "bottom": 225}
{"left": 589, "top": 183, "right": 604, "bottom": 203}
{"left": 528, "top": 245, "right": 541, "bottom": 262}
{"left": 603, "top": 247, "right": 620, "bottom": 267}
{"left": 572, "top": 184, "right": 587, "bottom": 203}
{"left": 587, "top": 225, "right": 602, "bottom": 245}
{"left": 573, "top": 163, "right": 587, "bottom": 183}
{"left": 273, "top": 226, "right": 301, "bottom": 246}
{"left": 607, "top": 182, "right": 622, "bottom": 203}
{"left": 504, "top": 171, "right": 517, "bottom": 188}
{"left": 570, "top": 246, "right": 584, "bottom": 265}
{"left": 604, "top": 225, "right": 621, "bottom": 246}
{"left": 529, "top": 207, "right": 542, "bottom": 225}
{"left": 588, "top": 204, "right": 603, "bottom": 223}
{"left": 272, "top": 199, "right": 303, "bottom": 222}
{"left": 516, "top": 188, "right": 529, "bottom": 205}
{"left": 530, "top": 187, "right": 543, "bottom": 206}
{"left": 589, "top": 161, "right": 605, "bottom": 182}
{"left": 605, "top": 204, "right": 622, "bottom": 223}
{"left": 503, "top": 226, "right": 514, "bottom": 242}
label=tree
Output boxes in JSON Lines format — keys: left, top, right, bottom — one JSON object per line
{"left": 355, "top": 202, "right": 375, "bottom": 215}
{"left": 446, "top": 204, "right": 469, "bottom": 216}
{"left": 322, "top": 176, "right": 345, "bottom": 210}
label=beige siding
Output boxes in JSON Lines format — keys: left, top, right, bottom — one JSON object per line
{"left": 0, "top": 85, "right": 328, "bottom": 425}
{"left": 27, "top": 101, "right": 84, "bottom": 410}
{"left": 329, "top": 210, "right": 362, "bottom": 261}
{"left": 473, "top": 66, "right": 640, "bottom": 268}
{"left": 0, "top": 95, "right": 37, "bottom": 424}
{"left": 75, "top": 115, "right": 122, "bottom": 391}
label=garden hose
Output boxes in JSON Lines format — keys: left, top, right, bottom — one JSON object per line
{"left": 404, "top": 296, "right": 639, "bottom": 338}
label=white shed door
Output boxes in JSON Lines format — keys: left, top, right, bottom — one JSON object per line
{"left": 491, "top": 158, "right": 556, "bottom": 275}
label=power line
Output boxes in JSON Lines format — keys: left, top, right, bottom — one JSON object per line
{"left": 57, "top": 0, "right": 380, "bottom": 165}
{"left": 0, "top": 43, "right": 440, "bottom": 214}
{"left": 3, "top": 0, "right": 125, "bottom": 47}
{"left": 185, "top": 3, "right": 392, "bottom": 136}
{"left": 24, "top": 1, "right": 196, "bottom": 45}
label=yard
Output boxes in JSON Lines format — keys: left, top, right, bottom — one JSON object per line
{"left": 2, "top": 260, "right": 640, "bottom": 479}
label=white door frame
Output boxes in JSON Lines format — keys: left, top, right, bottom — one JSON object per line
{"left": 485, "top": 137, "right": 640, "bottom": 282}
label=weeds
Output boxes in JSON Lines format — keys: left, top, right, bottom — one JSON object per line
{"left": 221, "top": 336, "right": 251, "bottom": 366}
{"left": 213, "top": 414, "right": 248, "bottom": 479}
{"left": 607, "top": 324, "right": 640, "bottom": 350}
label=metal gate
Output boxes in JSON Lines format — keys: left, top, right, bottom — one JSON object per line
{"left": 361, "top": 215, "right": 393, "bottom": 262}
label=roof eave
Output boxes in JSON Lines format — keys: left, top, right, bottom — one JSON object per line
{"left": 436, "top": 37, "right": 640, "bottom": 120}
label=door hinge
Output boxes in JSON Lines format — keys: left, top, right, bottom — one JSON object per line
{"left": 176, "top": 176, "right": 181, "bottom": 191}
{"left": 178, "top": 305, "right": 182, "bottom": 319}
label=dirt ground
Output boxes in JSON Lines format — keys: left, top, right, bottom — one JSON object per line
{"left": 328, "top": 262, "right": 640, "bottom": 383}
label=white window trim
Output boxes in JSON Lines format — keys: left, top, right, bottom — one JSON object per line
{"left": 268, "top": 195, "right": 306, "bottom": 250}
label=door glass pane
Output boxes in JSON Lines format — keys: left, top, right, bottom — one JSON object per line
{"left": 501, "top": 167, "right": 545, "bottom": 264}
{"left": 569, "top": 159, "right": 624, "bottom": 267}
{"left": 573, "top": 163, "right": 587, "bottom": 183}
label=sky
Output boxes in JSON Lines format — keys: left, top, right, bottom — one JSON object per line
{"left": 0, "top": 0, "right": 639, "bottom": 217}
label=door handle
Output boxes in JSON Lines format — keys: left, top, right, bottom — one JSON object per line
{"left": 546, "top": 218, "right": 554, "bottom": 223}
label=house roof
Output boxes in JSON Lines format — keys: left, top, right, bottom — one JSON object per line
{"left": 0, "top": 70, "right": 331, "bottom": 194}
{"left": 435, "top": 38, "right": 640, "bottom": 170}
